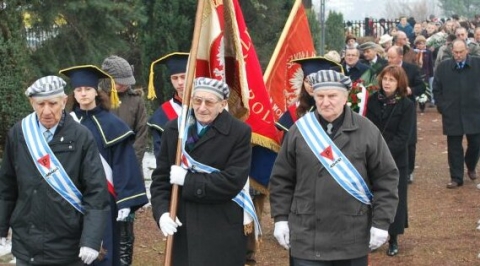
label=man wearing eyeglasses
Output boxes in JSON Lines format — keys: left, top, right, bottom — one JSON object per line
{"left": 150, "top": 77, "right": 255, "bottom": 265}
{"left": 437, "top": 27, "right": 480, "bottom": 63}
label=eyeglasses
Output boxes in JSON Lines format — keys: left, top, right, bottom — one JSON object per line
{"left": 192, "top": 97, "right": 221, "bottom": 107}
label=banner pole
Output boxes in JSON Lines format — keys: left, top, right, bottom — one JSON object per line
{"left": 164, "top": 0, "right": 205, "bottom": 265}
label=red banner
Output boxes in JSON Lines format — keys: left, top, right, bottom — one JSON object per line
{"left": 263, "top": 0, "right": 316, "bottom": 121}
{"left": 195, "top": 0, "right": 280, "bottom": 151}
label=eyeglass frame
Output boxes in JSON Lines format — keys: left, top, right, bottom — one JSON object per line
{"left": 191, "top": 96, "right": 223, "bottom": 107}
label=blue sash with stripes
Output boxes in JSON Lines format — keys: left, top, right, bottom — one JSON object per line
{"left": 21, "top": 112, "right": 85, "bottom": 213}
{"left": 178, "top": 115, "right": 261, "bottom": 238}
{"left": 296, "top": 112, "right": 373, "bottom": 205}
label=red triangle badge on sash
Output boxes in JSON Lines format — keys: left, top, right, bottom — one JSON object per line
{"left": 320, "top": 146, "right": 334, "bottom": 161}
{"left": 181, "top": 154, "right": 189, "bottom": 168}
{"left": 38, "top": 154, "right": 51, "bottom": 169}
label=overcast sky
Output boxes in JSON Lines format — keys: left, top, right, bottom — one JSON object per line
{"left": 311, "top": 0, "right": 441, "bottom": 21}
{"left": 311, "top": 0, "right": 383, "bottom": 21}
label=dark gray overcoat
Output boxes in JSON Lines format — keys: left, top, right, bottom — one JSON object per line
{"left": 151, "top": 110, "right": 252, "bottom": 266}
{"left": 433, "top": 55, "right": 480, "bottom": 136}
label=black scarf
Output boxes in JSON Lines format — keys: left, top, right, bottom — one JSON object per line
{"left": 377, "top": 90, "right": 401, "bottom": 105}
{"left": 185, "top": 124, "right": 209, "bottom": 152}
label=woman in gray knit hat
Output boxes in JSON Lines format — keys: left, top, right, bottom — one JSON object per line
{"left": 101, "top": 55, "right": 148, "bottom": 266}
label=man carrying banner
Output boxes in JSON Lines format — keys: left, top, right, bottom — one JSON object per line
{"left": 0, "top": 76, "right": 110, "bottom": 265}
{"left": 151, "top": 77, "right": 259, "bottom": 266}
{"left": 270, "top": 70, "right": 399, "bottom": 265}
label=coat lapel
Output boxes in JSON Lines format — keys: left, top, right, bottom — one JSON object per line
{"left": 330, "top": 108, "right": 358, "bottom": 152}
{"left": 189, "top": 111, "right": 231, "bottom": 151}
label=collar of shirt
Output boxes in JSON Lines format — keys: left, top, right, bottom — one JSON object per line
{"left": 39, "top": 123, "right": 58, "bottom": 136}
{"left": 196, "top": 121, "right": 209, "bottom": 135}
{"left": 453, "top": 59, "right": 467, "bottom": 68}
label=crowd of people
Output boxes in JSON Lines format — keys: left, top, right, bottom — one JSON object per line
{"left": 0, "top": 11, "right": 479, "bottom": 266}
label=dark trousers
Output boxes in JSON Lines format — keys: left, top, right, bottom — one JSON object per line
{"left": 447, "top": 133, "right": 480, "bottom": 184}
{"left": 291, "top": 255, "right": 368, "bottom": 266}
{"left": 16, "top": 258, "right": 84, "bottom": 266}
{"left": 408, "top": 143, "right": 416, "bottom": 174}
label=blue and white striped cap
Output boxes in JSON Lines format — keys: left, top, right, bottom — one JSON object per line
{"left": 193, "top": 77, "right": 230, "bottom": 99}
{"left": 25, "top": 76, "right": 67, "bottom": 98}
{"left": 307, "top": 70, "right": 352, "bottom": 92}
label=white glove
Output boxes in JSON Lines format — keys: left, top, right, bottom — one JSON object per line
{"left": 170, "top": 165, "right": 187, "bottom": 186}
{"left": 159, "top": 212, "right": 183, "bottom": 237}
{"left": 79, "top": 246, "right": 99, "bottom": 265}
{"left": 369, "top": 227, "right": 388, "bottom": 250}
{"left": 116, "top": 208, "right": 131, "bottom": 221}
{"left": 273, "top": 221, "right": 290, "bottom": 250}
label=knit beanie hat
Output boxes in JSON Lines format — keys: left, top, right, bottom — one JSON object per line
{"left": 25, "top": 76, "right": 66, "bottom": 98}
{"left": 307, "top": 70, "right": 352, "bottom": 92}
{"left": 193, "top": 77, "right": 230, "bottom": 99}
{"left": 101, "top": 55, "right": 136, "bottom": 86}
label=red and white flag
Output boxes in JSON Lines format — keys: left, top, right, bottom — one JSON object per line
{"left": 194, "top": 0, "right": 280, "bottom": 192}
{"left": 263, "top": 0, "right": 316, "bottom": 121}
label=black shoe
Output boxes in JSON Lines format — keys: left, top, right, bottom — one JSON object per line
{"left": 386, "top": 242, "right": 399, "bottom": 256}
{"left": 419, "top": 103, "right": 426, "bottom": 112}
{"left": 446, "top": 180, "right": 463, "bottom": 189}
{"left": 468, "top": 170, "right": 478, "bottom": 180}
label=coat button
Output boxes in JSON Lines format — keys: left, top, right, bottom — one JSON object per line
{"left": 196, "top": 189, "right": 202, "bottom": 195}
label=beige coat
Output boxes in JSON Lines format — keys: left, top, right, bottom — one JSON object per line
{"left": 110, "top": 88, "right": 148, "bottom": 165}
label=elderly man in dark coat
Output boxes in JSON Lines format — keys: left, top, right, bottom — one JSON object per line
{"left": 0, "top": 76, "right": 109, "bottom": 265}
{"left": 270, "top": 70, "right": 399, "bottom": 264}
{"left": 358, "top": 41, "right": 388, "bottom": 85}
{"left": 433, "top": 39, "right": 480, "bottom": 189}
{"left": 150, "top": 77, "right": 257, "bottom": 266}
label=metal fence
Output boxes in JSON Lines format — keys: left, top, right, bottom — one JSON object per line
{"left": 23, "top": 19, "right": 401, "bottom": 50}
{"left": 24, "top": 27, "right": 59, "bottom": 50}
{"left": 344, "top": 18, "right": 400, "bottom": 39}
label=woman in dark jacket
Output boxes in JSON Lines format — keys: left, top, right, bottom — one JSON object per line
{"left": 61, "top": 65, "right": 149, "bottom": 266}
{"left": 366, "top": 65, "right": 415, "bottom": 256}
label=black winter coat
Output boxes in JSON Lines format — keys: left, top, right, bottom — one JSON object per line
{"left": 367, "top": 93, "right": 415, "bottom": 234}
{"left": 433, "top": 56, "right": 480, "bottom": 135}
{"left": 402, "top": 62, "right": 426, "bottom": 144}
{"left": 151, "top": 110, "right": 252, "bottom": 266}
{"left": 0, "top": 113, "right": 109, "bottom": 264}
